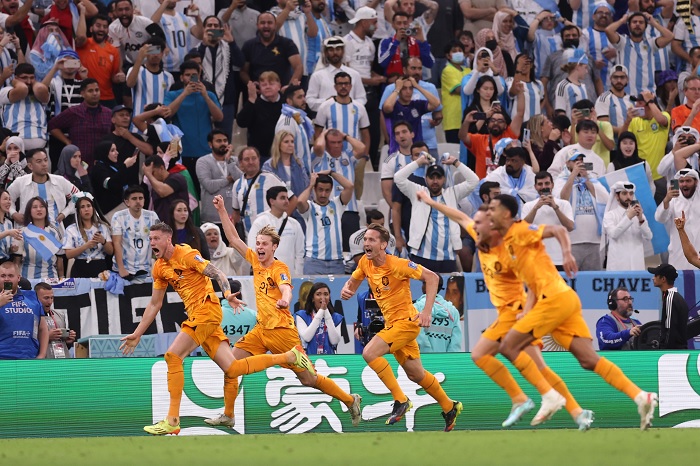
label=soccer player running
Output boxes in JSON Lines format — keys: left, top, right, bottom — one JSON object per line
{"left": 340, "top": 223, "right": 463, "bottom": 432}
{"left": 488, "top": 194, "right": 658, "bottom": 430}
{"left": 416, "top": 191, "right": 593, "bottom": 430}
{"left": 120, "top": 223, "right": 315, "bottom": 435}
{"left": 212, "top": 195, "right": 362, "bottom": 428}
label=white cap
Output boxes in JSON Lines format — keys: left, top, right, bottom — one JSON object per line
{"left": 349, "top": 6, "right": 378, "bottom": 24}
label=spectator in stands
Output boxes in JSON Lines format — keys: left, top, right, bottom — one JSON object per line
{"left": 608, "top": 132, "right": 655, "bottom": 194}
{"left": 63, "top": 193, "right": 113, "bottom": 278}
{"left": 15, "top": 196, "right": 65, "bottom": 279}
{"left": 596, "top": 64, "right": 633, "bottom": 137}
{"left": 0, "top": 188, "right": 20, "bottom": 263}
{"left": 0, "top": 63, "right": 49, "bottom": 153}
{"left": 296, "top": 281, "right": 344, "bottom": 355}
{"left": 507, "top": 54, "right": 542, "bottom": 122}
{"left": 548, "top": 120, "right": 606, "bottom": 179}
{"left": 236, "top": 70, "right": 283, "bottom": 162}
{"left": 672, "top": 4, "right": 700, "bottom": 71}
{"left": 167, "top": 199, "right": 209, "bottom": 260}
{"left": 75, "top": 14, "right": 122, "bottom": 108}
{"left": 659, "top": 127, "right": 700, "bottom": 183}
{"left": 671, "top": 75, "right": 700, "bottom": 131}
{"left": 391, "top": 141, "right": 429, "bottom": 256}
{"left": 55, "top": 145, "right": 92, "bottom": 195}
{"left": 35, "top": 281, "right": 75, "bottom": 359}
{"left": 42, "top": 0, "right": 97, "bottom": 44}
{"left": 8, "top": 150, "right": 79, "bottom": 228}
{"left": 196, "top": 130, "right": 241, "bottom": 227}
{"left": 89, "top": 141, "right": 138, "bottom": 221}
{"left": 220, "top": 279, "right": 257, "bottom": 346}
{"left": 378, "top": 11, "right": 433, "bottom": 78}
{"left": 0, "top": 0, "right": 35, "bottom": 53}
{"left": 525, "top": 115, "right": 561, "bottom": 172}
{"left": 381, "top": 120, "right": 414, "bottom": 205}
{"left": 656, "top": 70, "right": 680, "bottom": 114}
{"left": 649, "top": 264, "right": 689, "bottom": 350}
{"left": 655, "top": 168, "right": 700, "bottom": 270}
{"left": 219, "top": 0, "right": 259, "bottom": 45}
{"left": 522, "top": 171, "right": 574, "bottom": 271}
{"left": 28, "top": 20, "right": 71, "bottom": 81}
{"left": 474, "top": 28, "right": 509, "bottom": 77}
{"left": 441, "top": 41, "right": 470, "bottom": 143}
{"left": 298, "top": 171, "right": 353, "bottom": 275}
{"left": 125, "top": 37, "right": 173, "bottom": 117}
{"left": 307, "top": 36, "right": 366, "bottom": 112}
{"left": 484, "top": 146, "right": 538, "bottom": 208}
{"left": 151, "top": 0, "right": 197, "bottom": 78}
{"left": 270, "top": 0, "right": 318, "bottom": 84}
{"left": 0, "top": 136, "right": 27, "bottom": 188}
{"left": 276, "top": 84, "right": 314, "bottom": 174}
{"left": 395, "top": 152, "right": 479, "bottom": 273}
{"left": 0, "top": 25, "right": 23, "bottom": 88}
{"left": 348, "top": 209, "right": 396, "bottom": 270}
{"left": 554, "top": 49, "right": 592, "bottom": 118}
{"left": 247, "top": 186, "right": 305, "bottom": 276}
{"left": 678, "top": 47, "right": 700, "bottom": 103}
{"left": 306, "top": 0, "right": 333, "bottom": 75}
{"left": 110, "top": 185, "right": 160, "bottom": 280}
{"left": 0, "top": 261, "right": 48, "bottom": 360}
{"left": 384, "top": 0, "right": 439, "bottom": 37}
{"left": 602, "top": 181, "right": 652, "bottom": 271}
{"left": 143, "top": 155, "right": 188, "bottom": 224}
{"left": 553, "top": 152, "right": 609, "bottom": 271}
{"left": 194, "top": 15, "right": 244, "bottom": 136}
{"left": 240, "top": 12, "right": 302, "bottom": 85}
{"left": 585, "top": 3, "right": 615, "bottom": 87}
{"left": 463, "top": 74, "right": 502, "bottom": 136}
{"left": 48, "top": 78, "right": 113, "bottom": 168}
{"left": 42, "top": 50, "right": 84, "bottom": 119}
{"left": 596, "top": 287, "right": 642, "bottom": 350}
{"left": 200, "top": 223, "right": 245, "bottom": 276}
{"left": 568, "top": 99, "right": 615, "bottom": 166}
{"left": 104, "top": 103, "right": 153, "bottom": 179}
{"left": 263, "top": 130, "right": 309, "bottom": 207}
{"left": 415, "top": 275, "right": 462, "bottom": 353}
{"left": 528, "top": 10, "right": 562, "bottom": 80}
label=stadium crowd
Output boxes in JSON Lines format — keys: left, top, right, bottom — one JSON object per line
{"left": 0, "top": 0, "right": 700, "bottom": 361}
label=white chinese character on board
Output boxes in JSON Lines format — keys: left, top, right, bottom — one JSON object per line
{"left": 360, "top": 365, "right": 445, "bottom": 432}
{"left": 265, "top": 359, "right": 351, "bottom": 433}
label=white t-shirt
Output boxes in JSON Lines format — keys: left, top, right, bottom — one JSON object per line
{"left": 521, "top": 198, "right": 574, "bottom": 265}
{"left": 109, "top": 15, "right": 154, "bottom": 66}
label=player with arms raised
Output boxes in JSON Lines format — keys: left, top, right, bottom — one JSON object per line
{"left": 120, "top": 223, "right": 313, "bottom": 435}
{"left": 489, "top": 194, "right": 658, "bottom": 430}
{"left": 340, "top": 223, "right": 463, "bottom": 432}
{"left": 211, "top": 195, "right": 362, "bottom": 428}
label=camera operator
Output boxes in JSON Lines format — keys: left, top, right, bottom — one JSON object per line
{"left": 596, "top": 287, "right": 642, "bottom": 350}
{"left": 415, "top": 275, "right": 461, "bottom": 353}
{"left": 602, "top": 181, "right": 652, "bottom": 271}
{"left": 354, "top": 289, "right": 385, "bottom": 349}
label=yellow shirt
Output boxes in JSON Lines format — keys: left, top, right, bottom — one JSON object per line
{"left": 466, "top": 224, "right": 526, "bottom": 309}
{"left": 352, "top": 255, "right": 422, "bottom": 324}
{"left": 628, "top": 113, "right": 670, "bottom": 179}
{"left": 441, "top": 62, "right": 471, "bottom": 131}
{"left": 246, "top": 248, "right": 294, "bottom": 329}
{"left": 153, "top": 244, "right": 221, "bottom": 325}
{"left": 502, "top": 221, "right": 571, "bottom": 299}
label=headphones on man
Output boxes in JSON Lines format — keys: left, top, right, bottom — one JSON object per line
{"left": 607, "top": 289, "right": 618, "bottom": 311}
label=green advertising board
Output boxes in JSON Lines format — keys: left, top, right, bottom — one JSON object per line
{"left": 1, "top": 351, "right": 699, "bottom": 438}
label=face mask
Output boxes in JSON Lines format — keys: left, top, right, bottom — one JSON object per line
{"left": 563, "top": 39, "right": 579, "bottom": 49}
{"left": 450, "top": 52, "right": 464, "bottom": 64}
{"left": 485, "top": 39, "right": 497, "bottom": 51}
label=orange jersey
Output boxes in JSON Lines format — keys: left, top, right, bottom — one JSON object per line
{"left": 246, "top": 248, "right": 295, "bottom": 330}
{"left": 152, "top": 244, "right": 221, "bottom": 325}
{"left": 352, "top": 255, "right": 422, "bottom": 324}
{"left": 502, "top": 221, "right": 571, "bottom": 298}
{"left": 466, "top": 224, "right": 526, "bottom": 309}
{"left": 76, "top": 38, "right": 120, "bottom": 101}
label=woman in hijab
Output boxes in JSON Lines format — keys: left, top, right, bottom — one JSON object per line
{"left": 492, "top": 11, "right": 519, "bottom": 62}
{"left": 475, "top": 28, "right": 511, "bottom": 78}
{"left": 28, "top": 19, "right": 71, "bottom": 81}
{"left": 55, "top": 145, "right": 92, "bottom": 194}
{"left": 0, "top": 136, "right": 27, "bottom": 188}
{"left": 90, "top": 141, "right": 139, "bottom": 221}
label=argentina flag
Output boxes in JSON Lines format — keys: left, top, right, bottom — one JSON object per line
{"left": 23, "top": 224, "right": 62, "bottom": 261}
{"left": 599, "top": 162, "right": 669, "bottom": 254}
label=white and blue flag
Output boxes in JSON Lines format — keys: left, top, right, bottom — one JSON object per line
{"left": 23, "top": 224, "right": 62, "bottom": 261}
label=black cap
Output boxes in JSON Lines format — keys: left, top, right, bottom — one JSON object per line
{"left": 111, "top": 104, "right": 133, "bottom": 115}
{"left": 426, "top": 165, "right": 446, "bottom": 178}
{"left": 647, "top": 264, "right": 678, "bottom": 281}
{"left": 0, "top": 127, "right": 19, "bottom": 141}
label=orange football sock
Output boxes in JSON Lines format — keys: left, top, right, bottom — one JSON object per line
{"left": 540, "top": 366, "right": 581, "bottom": 416}
{"left": 164, "top": 352, "right": 184, "bottom": 420}
{"left": 513, "top": 352, "right": 552, "bottom": 395}
{"left": 475, "top": 355, "right": 527, "bottom": 403}
{"left": 225, "top": 353, "right": 289, "bottom": 378}
{"left": 315, "top": 374, "right": 355, "bottom": 406}
{"left": 223, "top": 375, "right": 239, "bottom": 418}
{"left": 594, "top": 357, "right": 641, "bottom": 399}
{"left": 368, "top": 357, "right": 407, "bottom": 402}
{"left": 418, "top": 371, "right": 454, "bottom": 412}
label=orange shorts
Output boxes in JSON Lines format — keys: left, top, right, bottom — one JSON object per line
{"left": 511, "top": 288, "right": 591, "bottom": 350}
{"left": 376, "top": 318, "right": 421, "bottom": 365}
{"left": 234, "top": 324, "right": 303, "bottom": 372}
{"left": 180, "top": 300, "right": 228, "bottom": 357}
{"left": 482, "top": 301, "right": 542, "bottom": 346}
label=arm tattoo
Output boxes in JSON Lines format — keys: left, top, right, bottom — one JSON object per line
{"left": 202, "top": 263, "right": 231, "bottom": 295}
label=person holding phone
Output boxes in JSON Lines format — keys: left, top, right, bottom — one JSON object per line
{"left": 126, "top": 37, "right": 174, "bottom": 118}
{"left": 602, "top": 181, "right": 652, "bottom": 271}
{"left": 34, "top": 282, "right": 75, "bottom": 359}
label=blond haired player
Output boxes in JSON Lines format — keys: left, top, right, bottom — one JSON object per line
{"left": 416, "top": 191, "right": 593, "bottom": 430}
{"left": 340, "top": 223, "right": 463, "bottom": 432}
{"left": 120, "top": 223, "right": 314, "bottom": 435}
{"left": 211, "top": 195, "right": 362, "bottom": 428}
{"left": 489, "top": 194, "right": 658, "bottom": 430}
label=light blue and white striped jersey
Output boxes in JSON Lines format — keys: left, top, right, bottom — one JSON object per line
{"left": 555, "top": 78, "right": 589, "bottom": 116}
{"left": 301, "top": 196, "right": 346, "bottom": 260}
{"left": 380, "top": 151, "right": 412, "bottom": 181}
{"left": 673, "top": 16, "right": 700, "bottom": 71}
{"left": 0, "top": 48, "right": 14, "bottom": 87}
{"left": 533, "top": 29, "right": 561, "bottom": 79}
{"left": 595, "top": 91, "right": 632, "bottom": 129}
{"left": 646, "top": 16, "right": 671, "bottom": 74}
{"left": 0, "top": 216, "right": 14, "bottom": 261}
{"left": 128, "top": 66, "right": 174, "bottom": 117}
{"left": 614, "top": 35, "right": 658, "bottom": 95}
{"left": 411, "top": 193, "right": 454, "bottom": 261}
{"left": 314, "top": 97, "right": 370, "bottom": 154}
{"left": 63, "top": 223, "right": 112, "bottom": 261}
{"left": 306, "top": 15, "right": 332, "bottom": 74}
{"left": 231, "top": 172, "right": 288, "bottom": 233}
{"left": 506, "top": 78, "right": 543, "bottom": 121}
{"left": 110, "top": 209, "right": 160, "bottom": 274}
{"left": 160, "top": 12, "right": 196, "bottom": 73}
{"left": 572, "top": 0, "right": 598, "bottom": 29}
{"left": 587, "top": 27, "right": 613, "bottom": 89}
{"left": 0, "top": 89, "right": 47, "bottom": 140}
{"left": 312, "top": 150, "right": 358, "bottom": 212}
{"left": 18, "top": 225, "right": 62, "bottom": 279}
{"left": 272, "top": 8, "right": 310, "bottom": 75}
{"left": 276, "top": 113, "right": 313, "bottom": 175}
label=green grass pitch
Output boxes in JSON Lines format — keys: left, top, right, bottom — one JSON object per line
{"left": 1, "top": 429, "right": 697, "bottom": 466}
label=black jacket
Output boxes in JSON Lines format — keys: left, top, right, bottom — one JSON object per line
{"left": 660, "top": 287, "right": 689, "bottom": 349}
